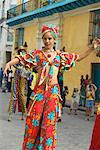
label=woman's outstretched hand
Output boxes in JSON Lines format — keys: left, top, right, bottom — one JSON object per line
{"left": 4, "top": 57, "right": 19, "bottom": 76}
{"left": 4, "top": 63, "right": 10, "bottom": 76}
{"left": 92, "top": 37, "right": 100, "bottom": 49}
{"left": 77, "top": 37, "right": 100, "bottom": 61}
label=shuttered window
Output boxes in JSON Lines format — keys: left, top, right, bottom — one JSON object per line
{"left": 88, "top": 10, "right": 100, "bottom": 44}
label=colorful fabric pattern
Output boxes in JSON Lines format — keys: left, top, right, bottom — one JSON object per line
{"left": 8, "top": 69, "right": 26, "bottom": 114}
{"left": 16, "top": 49, "right": 79, "bottom": 149}
{"left": 17, "top": 50, "right": 79, "bottom": 87}
{"left": 23, "top": 84, "right": 60, "bottom": 150}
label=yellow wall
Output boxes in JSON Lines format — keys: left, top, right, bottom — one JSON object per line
{"left": 62, "top": 12, "right": 99, "bottom": 100}
{"left": 14, "top": 3, "right": 99, "bottom": 101}
{"left": 24, "top": 25, "right": 38, "bottom": 51}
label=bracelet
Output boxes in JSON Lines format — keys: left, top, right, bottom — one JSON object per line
{"left": 95, "top": 45, "right": 100, "bottom": 51}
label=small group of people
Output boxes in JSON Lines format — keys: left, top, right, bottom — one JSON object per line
{"left": 79, "top": 74, "right": 90, "bottom": 107}
{"left": 0, "top": 67, "right": 13, "bottom": 92}
{"left": 4, "top": 24, "right": 100, "bottom": 149}
{"left": 7, "top": 46, "right": 38, "bottom": 121}
{"left": 79, "top": 74, "right": 95, "bottom": 107}
{"left": 68, "top": 74, "right": 97, "bottom": 121}
{"left": 80, "top": 74, "right": 97, "bottom": 120}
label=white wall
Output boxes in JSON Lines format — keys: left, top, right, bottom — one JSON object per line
{"left": 0, "top": 0, "right": 17, "bottom": 68}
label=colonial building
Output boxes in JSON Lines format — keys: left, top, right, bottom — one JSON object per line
{"left": 0, "top": 0, "right": 17, "bottom": 68}
{"left": 6, "top": 0, "right": 100, "bottom": 100}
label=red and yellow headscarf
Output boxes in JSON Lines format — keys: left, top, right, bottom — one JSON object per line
{"left": 42, "top": 24, "right": 59, "bottom": 39}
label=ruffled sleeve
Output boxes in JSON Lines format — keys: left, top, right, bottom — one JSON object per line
{"left": 60, "top": 52, "right": 79, "bottom": 71}
{"left": 15, "top": 50, "right": 37, "bottom": 69}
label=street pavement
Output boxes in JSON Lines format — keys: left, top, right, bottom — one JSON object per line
{"left": 0, "top": 92, "right": 95, "bottom": 150}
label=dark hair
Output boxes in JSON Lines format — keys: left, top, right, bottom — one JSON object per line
{"left": 73, "top": 88, "right": 78, "bottom": 92}
{"left": 32, "top": 68, "right": 37, "bottom": 73}
{"left": 17, "top": 50, "right": 22, "bottom": 55}
{"left": 64, "top": 86, "right": 68, "bottom": 90}
{"left": 23, "top": 42, "right": 28, "bottom": 48}
{"left": 86, "top": 74, "right": 89, "bottom": 79}
{"left": 62, "top": 46, "right": 65, "bottom": 52}
{"left": 81, "top": 75, "right": 84, "bottom": 78}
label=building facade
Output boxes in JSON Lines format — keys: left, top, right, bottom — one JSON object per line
{"left": 6, "top": 0, "right": 100, "bottom": 100}
{"left": 0, "top": 0, "right": 17, "bottom": 68}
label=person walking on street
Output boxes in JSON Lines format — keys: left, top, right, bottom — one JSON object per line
{"left": 8, "top": 46, "right": 27, "bottom": 121}
{"left": 7, "top": 70, "right": 13, "bottom": 92}
{"left": 0, "top": 68, "right": 3, "bottom": 88}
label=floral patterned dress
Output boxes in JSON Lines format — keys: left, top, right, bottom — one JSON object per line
{"left": 17, "top": 50, "right": 79, "bottom": 150}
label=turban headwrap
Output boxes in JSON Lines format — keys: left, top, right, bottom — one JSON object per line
{"left": 42, "top": 24, "right": 59, "bottom": 39}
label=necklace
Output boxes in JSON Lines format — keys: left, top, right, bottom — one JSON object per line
{"left": 44, "top": 49, "right": 55, "bottom": 58}
{"left": 47, "top": 53, "right": 51, "bottom": 58}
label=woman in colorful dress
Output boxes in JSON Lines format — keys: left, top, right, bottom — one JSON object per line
{"left": 4, "top": 24, "right": 99, "bottom": 150}
{"left": 8, "top": 46, "right": 27, "bottom": 121}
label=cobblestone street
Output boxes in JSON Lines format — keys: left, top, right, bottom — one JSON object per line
{"left": 0, "top": 92, "right": 95, "bottom": 150}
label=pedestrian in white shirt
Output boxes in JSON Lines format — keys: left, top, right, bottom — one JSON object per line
{"left": 69, "top": 88, "right": 79, "bottom": 115}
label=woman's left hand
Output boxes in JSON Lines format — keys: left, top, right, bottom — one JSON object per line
{"left": 92, "top": 37, "right": 100, "bottom": 49}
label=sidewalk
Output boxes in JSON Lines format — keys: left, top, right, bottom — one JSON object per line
{"left": 0, "top": 92, "right": 95, "bottom": 150}
{"left": 65, "top": 100, "right": 97, "bottom": 113}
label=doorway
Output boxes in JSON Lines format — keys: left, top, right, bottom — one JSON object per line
{"left": 6, "top": 51, "right": 11, "bottom": 63}
{"left": 91, "top": 63, "right": 100, "bottom": 102}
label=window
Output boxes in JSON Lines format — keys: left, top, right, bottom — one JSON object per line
{"left": 93, "top": 12, "right": 100, "bottom": 38}
{"left": 7, "top": 31, "right": 13, "bottom": 42}
{"left": 15, "top": 28, "right": 24, "bottom": 47}
{"left": 88, "top": 10, "right": 100, "bottom": 44}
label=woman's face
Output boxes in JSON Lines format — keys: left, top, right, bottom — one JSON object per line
{"left": 42, "top": 31, "right": 55, "bottom": 50}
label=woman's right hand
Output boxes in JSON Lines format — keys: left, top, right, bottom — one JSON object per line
{"left": 4, "top": 58, "right": 19, "bottom": 76}
{"left": 4, "top": 63, "right": 10, "bottom": 76}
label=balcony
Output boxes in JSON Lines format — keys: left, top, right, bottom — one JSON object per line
{"left": 7, "top": 0, "right": 59, "bottom": 19}
{"left": 6, "top": 0, "right": 100, "bottom": 26}
{"left": 7, "top": 1, "right": 36, "bottom": 19}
